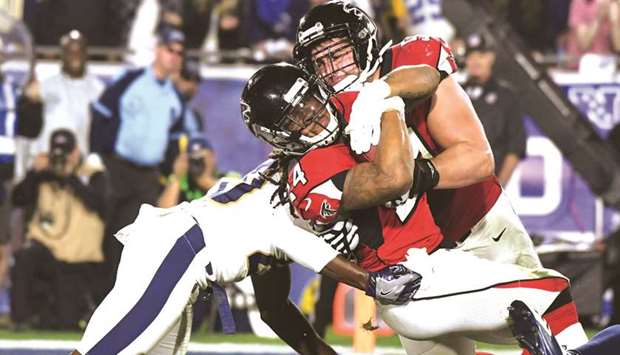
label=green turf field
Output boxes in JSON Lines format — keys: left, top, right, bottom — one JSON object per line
{"left": 0, "top": 327, "right": 601, "bottom": 353}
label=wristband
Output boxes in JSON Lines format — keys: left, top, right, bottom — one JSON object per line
{"left": 410, "top": 158, "right": 440, "bottom": 197}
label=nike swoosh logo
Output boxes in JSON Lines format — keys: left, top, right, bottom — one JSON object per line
{"left": 379, "top": 290, "right": 391, "bottom": 296}
{"left": 492, "top": 228, "right": 507, "bottom": 242}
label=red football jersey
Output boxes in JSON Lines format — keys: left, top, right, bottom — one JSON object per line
{"left": 287, "top": 96, "right": 444, "bottom": 272}
{"left": 377, "top": 35, "right": 503, "bottom": 242}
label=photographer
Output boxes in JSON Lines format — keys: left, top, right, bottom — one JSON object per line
{"left": 158, "top": 136, "right": 220, "bottom": 207}
{"left": 10, "top": 129, "right": 106, "bottom": 330}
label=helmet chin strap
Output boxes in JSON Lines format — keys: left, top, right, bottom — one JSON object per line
{"left": 333, "top": 75, "right": 358, "bottom": 92}
{"left": 299, "top": 108, "right": 340, "bottom": 152}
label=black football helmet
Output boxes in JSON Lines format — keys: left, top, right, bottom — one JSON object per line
{"left": 293, "top": 1, "right": 384, "bottom": 92}
{"left": 241, "top": 63, "right": 342, "bottom": 155}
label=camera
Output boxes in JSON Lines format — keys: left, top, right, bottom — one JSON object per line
{"left": 50, "top": 146, "right": 69, "bottom": 174}
{"left": 188, "top": 154, "right": 206, "bottom": 177}
{"left": 48, "top": 129, "right": 76, "bottom": 175}
{"left": 187, "top": 137, "right": 211, "bottom": 178}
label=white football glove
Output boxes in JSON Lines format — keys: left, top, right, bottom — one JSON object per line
{"left": 346, "top": 81, "right": 407, "bottom": 155}
{"left": 345, "top": 80, "right": 391, "bottom": 154}
{"left": 318, "top": 220, "right": 360, "bottom": 255}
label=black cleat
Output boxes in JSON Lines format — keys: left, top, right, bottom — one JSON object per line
{"left": 508, "top": 300, "right": 565, "bottom": 355}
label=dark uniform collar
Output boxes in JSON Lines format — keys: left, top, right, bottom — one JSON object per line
{"left": 464, "top": 76, "right": 498, "bottom": 101}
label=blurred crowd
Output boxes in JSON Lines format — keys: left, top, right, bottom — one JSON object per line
{"left": 0, "top": 24, "right": 229, "bottom": 330}
{"left": 0, "top": 0, "right": 615, "bottom": 333}
{"left": 7, "top": 0, "right": 618, "bottom": 70}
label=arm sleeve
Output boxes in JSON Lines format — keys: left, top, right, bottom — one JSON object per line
{"left": 11, "top": 170, "right": 49, "bottom": 206}
{"left": 65, "top": 171, "right": 107, "bottom": 217}
{"left": 89, "top": 70, "right": 142, "bottom": 154}
{"left": 504, "top": 95, "right": 527, "bottom": 158}
{"left": 15, "top": 95, "right": 43, "bottom": 138}
{"left": 394, "top": 36, "right": 458, "bottom": 79}
{"left": 270, "top": 208, "right": 338, "bottom": 273}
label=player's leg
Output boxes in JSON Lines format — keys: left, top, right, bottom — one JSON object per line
{"left": 508, "top": 300, "right": 565, "bottom": 355}
{"left": 569, "top": 325, "right": 620, "bottom": 355}
{"left": 510, "top": 300, "right": 620, "bottom": 355}
{"left": 399, "top": 334, "right": 475, "bottom": 355}
{"left": 377, "top": 248, "right": 583, "bottom": 348}
{"left": 76, "top": 211, "right": 208, "bottom": 354}
{"left": 457, "top": 192, "right": 541, "bottom": 269}
{"left": 457, "top": 193, "right": 587, "bottom": 347}
{"left": 149, "top": 301, "right": 194, "bottom": 355}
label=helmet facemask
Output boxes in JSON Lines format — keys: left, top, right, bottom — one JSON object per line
{"left": 294, "top": 3, "right": 385, "bottom": 92}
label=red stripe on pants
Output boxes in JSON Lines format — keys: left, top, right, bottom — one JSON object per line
{"left": 494, "top": 277, "right": 568, "bottom": 292}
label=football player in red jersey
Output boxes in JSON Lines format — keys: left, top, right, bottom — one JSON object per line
{"left": 242, "top": 63, "right": 582, "bottom": 355}
{"left": 292, "top": 1, "right": 587, "bottom": 352}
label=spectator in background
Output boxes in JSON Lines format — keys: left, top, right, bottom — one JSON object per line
{"left": 402, "top": 0, "right": 455, "bottom": 42}
{"left": 242, "top": 0, "right": 310, "bottom": 61}
{"left": 0, "top": 47, "right": 43, "bottom": 310}
{"left": 90, "top": 27, "right": 199, "bottom": 292}
{"left": 126, "top": 0, "right": 184, "bottom": 66}
{"left": 21, "top": 30, "right": 104, "bottom": 157}
{"left": 213, "top": 0, "right": 245, "bottom": 53}
{"left": 157, "top": 134, "right": 238, "bottom": 333}
{"left": 463, "top": 33, "right": 526, "bottom": 187}
{"left": 175, "top": 56, "right": 203, "bottom": 131}
{"left": 566, "top": 0, "right": 620, "bottom": 70}
{"left": 23, "top": 0, "right": 119, "bottom": 46}
{"left": 10, "top": 129, "right": 106, "bottom": 330}
{"left": 180, "top": 0, "right": 216, "bottom": 50}
{"left": 158, "top": 136, "right": 218, "bottom": 207}
{"left": 160, "top": 56, "right": 203, "bottom": 176}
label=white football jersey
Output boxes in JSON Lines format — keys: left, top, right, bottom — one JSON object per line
{"left": 191, "top": 159, "right": 338, "bottom": 283}
{"left": 118, "top": 159, "right": 338, "bottom": 285}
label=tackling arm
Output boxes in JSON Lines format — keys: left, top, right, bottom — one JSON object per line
{"left": 382, "top": 65, "right": 441, "bottom": 102}
{"left": 340, "top": 108, "right": 414, "bottom": 212}
{"left": 426, "top": 76, "right": 495, "bottom": 189}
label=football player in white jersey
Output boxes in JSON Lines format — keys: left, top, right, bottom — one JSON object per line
{"left": 71, "top": 159, "right": 422, "bottom": 355}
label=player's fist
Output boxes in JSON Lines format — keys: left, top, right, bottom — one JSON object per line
{"left": 366, "top": 264, "right": 422, "bottom": 305}
{"left": 346, "top": 80, "right": 391, "bottom": 155}
{"left": 318, "top": 220, "right": 360, "bottom": 255}
{"left": 348, "top": 94, "right": 406, "bottom": 160}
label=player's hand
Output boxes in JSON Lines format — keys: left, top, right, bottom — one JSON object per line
{"left": 318, "top": 220, "right": 360, "bottom": 255}
{"left": 345, "top": 80, "right": 391, "bottom": 154}
{"left": 366, "top": 264, "right": 422, "bottom": 305}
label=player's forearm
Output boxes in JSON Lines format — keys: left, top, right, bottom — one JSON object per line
{"left": 265, "top": 299, "right": 336, "bottom": 355}
{"left": 383, "top": 65, "right": 440, "bottom": 101}
{"left": 341, "top": 113, "right": 414, "bottom": 211}
{"left": 497, "top": 154, "right": 521, "bottom": 187}
{"left": 432, "top": 142, "right": 494, "bottom": 189}
{"left": 252, "top": 267, "right": 337, "bottom": 355}
{"left": 321, "top": 255, "right": 368, "bottom": 291}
